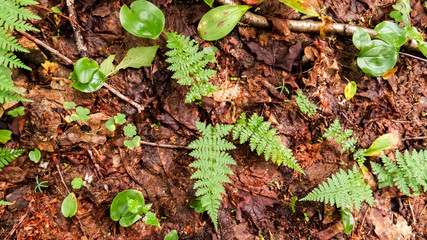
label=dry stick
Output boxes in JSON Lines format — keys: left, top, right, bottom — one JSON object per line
{"left": 20, "top": 32, "right": 145, "bottom": 112}
{"left": 65, "top": 0, "right": 88, "bottom": 58}
{"left": 216, "top": 0, "right": 423, "bottom": 53}
{"left": 399, "top": 52, "right": 427, "bottom": 63}
{"left": 6, "top": 208, "right": 29, "bottom": 239}
{"left": 140, "top": 140, "right": 190, "bottom": 149}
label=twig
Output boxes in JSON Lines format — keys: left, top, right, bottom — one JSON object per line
{"left": 140, "top": 140, "right": 190, "bottom": 149}
{"left": 19, "top": 31, "right": 74, "bottom": 65}
{"left": 403, "top": 136, "right": 427, "bottom": 141}
{"left": 34, "top": 4, "right": 85, "bottom": 31}
{"left": 215, "top": 0, "right": 423, "bottom": 53}
{"left": 103, "top": 83, "right": 144, "bottom": 112}
{"left": 56, "top": 164, "right": 70, "bottom": 194}
{"left": 399, "top": 52, "right": 427, "bottom": 62}
{"left": 6, "top": 208, "right": 29, "bottom": 239}
{"left": 65, "top": 0, "right": 88, "bottom": 58}
{"left": 408, "top": 199, "right": 416, "bottom": 224}
{"left": 20, "top": 33, "right": 145, "bottom": 112}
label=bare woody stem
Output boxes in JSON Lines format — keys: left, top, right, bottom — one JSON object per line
{"left": 216, "top": 0, "right": 423, "bottom": 53}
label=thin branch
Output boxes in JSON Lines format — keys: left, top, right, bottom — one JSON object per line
{"left": 34, "top": 4, "right": 85, "bottom": 31}
{"left": 65, "top": 0, "right": 88, "bottom": 58}
{"left": 56, "top": 164, "right": 70, "bottom": 194}
{"left": 140, "top": 140, "right": 190, "bottom": 149}
{"left": 103, "top": 83, "right": 144, "bottom": 112}
{"left": 399, "top": 52, "right": 427, "bottom": 62}
{"left": 215, "top": 0, "right": 424, "bottom": 53}
{"left": 403, "top": 136, "right": 427, "bottom": 141}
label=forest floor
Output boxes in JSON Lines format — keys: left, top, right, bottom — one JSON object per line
{"left": 0, "top": 0, "right": 426, "bottom": 239}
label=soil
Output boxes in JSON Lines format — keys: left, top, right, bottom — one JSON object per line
{"left": 0, "top": 0, "right": 426, "bottom": 239}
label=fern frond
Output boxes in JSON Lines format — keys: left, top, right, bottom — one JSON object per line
{"left": 189, "top": 122, "right": 236, "bottom": 230}
{"left": 0, "top": 28, "right": 28, "bottom": 52}
{"left": 0, "top": 0, "right": 40, "bottom": 21}
{"left": 0, "top": 65, "right": 29, "bottom": 103}
{"left": 371, "top": 150, "right": 427, "bottom": 196}
{"left": 0, "top": 200, "right": 12, "bottom": 205}
{"left": 165, "top": 32, "right": 218, "bottom": 103}
{"left": 10, "top": 0, "right": 39, "bottom": 6}
{"left": 300, "top": 165, "right": 373, "bottom": 211}
{"left": 0, "top": 148, "right": 26, "bottom": 171}
{"left": 0, "top": 49, "right": 31, "bottom": 70}
{"left": 232, "top": 113, "right": 304, "bottom": 173}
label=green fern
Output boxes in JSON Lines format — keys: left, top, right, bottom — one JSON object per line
{"left": 0, "top": 0, "right": 40, "bottom": 70}
{"left": 188, "top": 122, "right": 236, "bottom": 230}
{"left": 0, "top": 200, "right": 12, "bottom": 205}
{"left": 232, "top": 113, "right": 303, "bottom": 173}
{"left": 165, "top": 32, "right": 218, "bottom": 103}
{"left": 0, "top": 147, "right": 26, "bottom": 171}
{"left": 300, "top": 165, "right": 373, "bottom": 211}
{"left": 371, "top": 150, "right": 427, "bottom": 196}
{"left": 323, "top": 119, "right": 357, "bottom": 154}
{"left": 0, "top": 65, "right": 30, "bottom": 103}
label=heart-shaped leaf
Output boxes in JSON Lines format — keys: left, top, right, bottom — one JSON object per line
{"left": 357, "top": 40, "right": 398, "bottom": 77}
{"left": 29, "top": 149, "right": 41, "bottom": 163}
{"left": 70, "top": 58, "right": 106, "bottom": 93}
{"left": 120, "top": 0, "right": 165, "bottom": 39}
{"left": 198, "top": 5, "right": 251, "bottom": 41}
{"left": 375, "top": 21, "right": 407, "bottom": 48}
{"left": 61, "top": 193, "right": 78, "bottom": 218}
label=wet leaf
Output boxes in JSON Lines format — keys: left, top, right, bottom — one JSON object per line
{"left": 61, "top": 193, "right": 78, "bottom": 218}
{"left": 70, "top": 58, "right": 106, "bottom": 93}
{"left": 164, "top": 230, "right": 179, "bottom": 240}
{"left": 142, "top": 211, "right": 161, "bottom": 229}
{"left": 352, "top": 28, "right": 371, "bottom": 50}
{"left": 344, "top": 81, "right": 357, "bottom": 100}
{"left": 340, "top": 208, "right": 354, "bottom": 234}
{"left": 382, "top": 66, "right": 398, "bottom": 79}
{"left": 71, "top": 178, "right": 83, "bottom": 189}
{"left": 364, "top": 133, "right": 400, "bottom": 156}
{"left": 0, "top": 130, "right": 12, "bottom": 143}
{"left": 198, "top": 5, "right": 251, "bottom": 41}
{"left": 110, "top": 189, "right": 145, "bottom": 227}
{"left": 418, "top": 41, "right": 427, "bottom": 58}
{"left": 114, "top": 46, "right": 159, "bottom": 74}
{"left": 28, "top": 149, "right": 41, "bottom": 163}
{"left": 278, "top": 0, "right": 323, "bottom": 17}
{"left": 357, "top": 40, "right": 398, "bottom": 77}
{"left": 375, "top": 21, "right": 407, "bottom": 48}
{"left": 120, "top": 0, "right": 165, "bottom": 39}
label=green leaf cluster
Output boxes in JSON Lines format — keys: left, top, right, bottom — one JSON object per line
{"left": 8, "top": 106, "right": 25, "bottom": 117}
{"left": 0, "top": 147, "right": 25, "bottom": 171}
{"left": 323, "top": 119, "right": 357, "bottom": 154}
{"left": 300, "top": 165, "right": 373, "bottom": 211}
{"left": 233, "top": 113, "right": 303, "bottom": 173}
{"left": 123, "top": 124, "right": 140, "bottom": 149}
{"left": 294, "top": 90, "right": 317, "bottom": 117}
{"left": 110, "top": 189, "right": 160, "bottom": 228}
{"left": 188, "top": 122, "right": 237, "bottom": 230}
{"left": 0, "top": 0, "right": 40, "bottom": 70}
{"left": 165, "top": 32, "right": 218, "bottom": 103}
{"left": 70, "top": 106, "right": 90, "bottom": 122}
{"left": 371, "top": 149, "right": 427, "bottom": 196}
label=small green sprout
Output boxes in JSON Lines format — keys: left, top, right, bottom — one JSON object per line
{"left": 275, "top": 78, "right": 289, "bottom": 95}
{"left": 70, "top": 106, "right": 90, "bottom": 121}
{"left": 29, "top": 149, "right": 41, "bottom": 163}
{"left": 34, "top": 176, "right": 48, "bottom": 193}
{"left": 123, "top": 124, "right": 137, "bottom": 137}
{"left": 295, "top": 90, "right": 317, "bottom": 117}
{"left": 71, "top": 178, "right": 84, "bottom": 189}
{"left": 114, "top": 113, "right": 126, "bottom": 125}
{"left": 8, "top": 106, "right": 25, "bottom": 117}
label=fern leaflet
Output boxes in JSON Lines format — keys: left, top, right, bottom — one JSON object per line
{"left": 188, "top": 122, "right": 236, "bottom": 230}
{"left": 0, "top": 65, "right": 30, "bottom": 103}
{"left": 300, "top": 165, "right": 373, "bottom": 211}
{"left": 0, "top": 147, "right": 25, "bottom": 171}
{"left": 371, "top": 149, "right": 427, "bottom": 196}
{"left": 0, "top": 200, "right": 12, "bottom": 205}
{"left": 232, "top": 113, "right": 303, "bottom": 173}
{"left": 165, "top": 32, "right": 218, "bottom": 103}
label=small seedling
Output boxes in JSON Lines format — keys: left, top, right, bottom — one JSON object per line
{"left": 71, "top": 178, "right": 84, "bottom": 189}
{"left": 290, "top": 196, "right": 298, "bottom": 213}
{"left": 123, "top": 124, "right": 137, "bottom": 137}
{"left": 70, "top": 106, "right": 90, "bottom": 121}
{"left": 28, "top": 149, "right": 41, "bottom": 163}
{"left": 124, "top": 136, "right": 141, "bottom": 149}
{"left": 8, "top": 106, "right": 25, "bottom": 117}
{"left": 323, "top": 119, "right": 357, "bottom": 153}
{"left": 275, "top": 79, "right": 289, "bottom": 95}
{"left": 189, "top": 197, "right": 208, "bottom": 213}
{"left": 63, "top": 101, "right": 76, "bottom": 110}
{"left": 114, "top": 113, "right": 126, "bottom": 125}
{"left": 110, "top": 189, "right": 161, "bottom": 228}
{"left": 0, "top": 200, "right": 12, "bottom": 206}
{"left": 34, "top": 176, "right": 48, "bottom": 193}
{"left": 295, "top": 90, "right": 317, "bottom": 117}
{"left": 304, "top": 212, "right": 309, "bottom": 222}
{"left": 61, "top": 192, "right": 78, "bottom": 218}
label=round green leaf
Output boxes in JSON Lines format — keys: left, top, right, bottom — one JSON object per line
{"left": 164, "top": 230, "right": 179, "bottom": 240}
{"left": 344, "top": 81, "right": 357, "bottom": 100}
{"left": 123, "top": 124, "right": 137, "bottom": 137}
{"left": 120, "top": 0, "right": 165, "bottom": 39}
{"left": 357, "top": 40, "right": 398, "bottom": 77}
{"left": 71, "top": 70, "right": 105, "bottom": 93}
{"left": 29, "top": 149, "right": 41, "bottom": 163}
{"left": 352, "top": 28, "right": 371, "bottom": 50}
{"left": 63, "top": 102, "right": 76, "bottom": 110}
{"left": 110, "top": 189, "right": 145, "bottom": 227}
{"left": 340, "top": 208, "right": 354, "bottom": 234}
{"left": 61, "top": 193, "right": 78, "bottom": 218}
{"left": 374, "top": 21, "right": 407, "bottom": 48}
{"left": 198, "top": 5, "right": 251, "bottom": 41}
{"left": 71, "top": 178, "right": 84, "bottom": 189}
{"left": 72, "top": 58, "right": 99, "bottom": 84}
